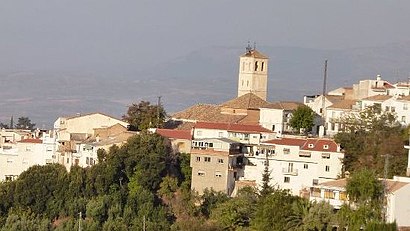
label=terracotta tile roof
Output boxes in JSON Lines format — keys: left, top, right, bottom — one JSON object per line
{"left": 240, "top": 49, "right": 268, "bottom": 59}
{"left": 195, "top": 122, "right": 273, "bottom": 134}
{"left": 398, "top": 95, "right": 410, "bottom": 102}
{"left": 156, "top": 129, "right": 192, "bottom": 140}
{"left": 264, "top": 101, "right": 304, "bottom": 110}
{"left": 18, "top": 138, "right": 42, "bottom": 144}
{"left": 325, "top": 95, "right": 345, "bottom": 103}
{"left": 319, "top": 178, "right": 409, "bottom": 193}
{"left": 361, "top": 95, "right": 392, "bottom": 101}
{"left": 319, "top": 179, "right": 346, "bottom": 188}
{"left": 265, "top": 137, "right": 307, "bottom": 147}
{"left": 172, "top": 104, "right": 247, "bottom": 123}
{"left": 328, "top": 100, "right": 357, "bottom": 110}
{"left": 221, "top": 93, "right": 270, "bottom": 109}
{"left": 301, "top": 138, "right": 339, "bottom": 152}
{"left": 265, "top": 137, "right": 339, "bottom": 152}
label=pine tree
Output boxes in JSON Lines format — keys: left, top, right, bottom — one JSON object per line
{"left": 259, "top": 155, "right": 274, "bottom": 197}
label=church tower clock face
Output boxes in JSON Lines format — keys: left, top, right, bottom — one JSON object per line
{"left": 237, "top": 44, "right": 269, "bottom": 101}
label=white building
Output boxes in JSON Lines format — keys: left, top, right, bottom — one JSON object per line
{"left": 309, "top": 176, "right": 410, "bottom": 228}
{"left": 259, "top": 101, "right": 303, "bottom": 134}
{"left": 0, "top": 132, "right": 57, "bottom": 181}
{"left": 242, "top": 137, "right": 344, "bottom": 196}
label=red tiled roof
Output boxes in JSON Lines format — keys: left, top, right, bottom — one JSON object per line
{"left": 301, "top": 139, "right": 338, "bottom": 152}
{"left": 265, "top": 137, "right": 339, "bottom": 152}
{"left": 18, "top": 139, "right": 42, "bottom": 144}
{"left": 195, "top": 121, "right": 273, "bottom": 134}
{"left": 265, "top": 137, "right": 307, "bottom": 147}
{"left": 362, "top": 95, "right": 392, "bottom": 101}
{"left": 156, "top": 129, "right": 192, "bottom": 140}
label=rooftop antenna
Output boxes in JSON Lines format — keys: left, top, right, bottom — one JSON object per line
{"left": 246, "top": 41, "right": 252, "bottom": 53}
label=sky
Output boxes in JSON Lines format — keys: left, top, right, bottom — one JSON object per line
{"left": 1, "top": 0, "right": 410, "bottom": 73}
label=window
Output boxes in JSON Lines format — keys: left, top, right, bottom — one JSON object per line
{"left": 218, "top": 158, "right": 224, "bottom": 164}
{"left": 312, "top": 179, "right": 319, "bottom": 186}
{"left": 215, "top": 171, "right": 222, "bottom": 177}
{"left": 196, "top": 130, "right": 202, "bottom": 136}
{"left": 196, "top": 156, "right": 201, "bottom": 162}
{"left": 284, "top": 177, "right": 290, "bottom": 183}
{"left": 304, "top": 164, "right": 308, "bottom": 169}
{"left": 402, "top": 116, "right": 406, "bottom": 123}
{"left": 323, "top": 145, "right": 329, "bottom": 150}
{"left": 247, "top": 80, "right": 249, "bottom": 87}
{"left": 325, "top": 165, "right": 330, "bottom": 172}
{"left": 204, "top": 157, "right": 211, "bottom": 162}
{"left": 404, "top": 104, "right": 408, "bottom": 110}
{"left": 322, "top": 153, "right": 330, "bottom": 159}
{"left": 261, "top": 62, "right": 264, "bottom": 71}
{"left": 90, "top": 158, "right": 94, "bottom": 165}
{"left": 218, "top": 132, "right": 223, "bottom": 138}
{"left": 86, "top": 157, "right": 90, "bottom": 164}
{"left": 254, "top": 61, "right": 258, "bottom": 71}
{"left": 283, "top": 148, "right": 290, "bottom": 154}
{"left": 385, "top": 106, "right": 390, "bottom": 111}
{"left": 208, "top": 143, "right": 213, "bottom": 148}
{"left": 391, "top": 106, "right": 396, "bottom": 112}
{"left": 198, "top": 171, "right": 205, "bottom": 176}
{"left": 66, "top": 158, "right": 70, "bottom": 164}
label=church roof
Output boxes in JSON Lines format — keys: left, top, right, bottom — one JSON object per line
{"left": 264, "top": 101, "right": 304, "bottom": 110}
{"left": 240, "top": 49, "right": 268, "bottom": 59}
{"left": 172, "top": 104, "right": 247, "bottom": 123}
{"left": 221, "top": 93, "right": 270, "bottom": 109}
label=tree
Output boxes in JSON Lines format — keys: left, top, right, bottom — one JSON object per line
{"left": 15, "top": 117, "right": 36, "bottom": 130}
{"left": 259, "top": 159, "right": 274, "bottom": 197}
{"left": 210, "top": 187, "right": 258, "bottom": 229}
{"left": 290, "top": 105, "right": 315, "bottom": 134}
{"left": 123, "top": 100, "right": 166, "bottom": 131}
{"left": 252, "top": 189, "right": 297, "bottom": 231}
{"left": 334, "top": 168, "right": 385, "bottom": 229}
{"left": 335, "top": 105, "right": 407, "bottom": 175}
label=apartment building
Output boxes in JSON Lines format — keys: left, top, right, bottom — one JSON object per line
{"left": 242, "top": 137, "right": 344, "bottom": 196}
{"left": 190, "top": 138, "right": 245, "bottom": 195}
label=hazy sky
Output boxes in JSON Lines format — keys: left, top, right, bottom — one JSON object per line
{"left": 1, "top": 0, "right": 410, "bottom": 73}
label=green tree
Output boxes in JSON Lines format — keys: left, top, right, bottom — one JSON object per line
{"left": 334, "top": 169, "right": 385, "bottom": 229}
{"left": 259, "top": 160, "right": 274, "bottom": 197}
{"left": 15, "top": 117, "right": 36, "bottom": 130}
{"left": 123, "top": 100, "right": 166, "bottom": 131}
{"left": 252, "top": 189, "right": 297, "bottom": 231}
{"left": 210, "top": 187, "right": 258, "bottom": 229}
{"left": 290, "top": 105, "right": 315, "bottom": 134}
{"left": 335, "top": 105, "right": 407, "bottom": 175}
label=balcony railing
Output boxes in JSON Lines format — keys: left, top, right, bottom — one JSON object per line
{"left": 282, "top": 168, "right": 298, "bottom": 176}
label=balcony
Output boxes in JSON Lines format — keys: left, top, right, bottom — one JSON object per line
{"left": 282, "top": 168, "right": 298, "bottom": 176}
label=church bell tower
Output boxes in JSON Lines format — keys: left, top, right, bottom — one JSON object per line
{"left": 237, "top": 43, "right": 269, "bottom": 100}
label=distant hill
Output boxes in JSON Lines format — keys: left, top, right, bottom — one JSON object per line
{"left": 1, "top": 42, "right": 410, "bottom": 127}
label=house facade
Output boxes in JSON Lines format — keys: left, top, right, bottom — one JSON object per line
{"left": 242, "top": 137, "right": 344, "bottom": 196}
{"left": 190, "top": 138, "right": 245, "bottom": 195}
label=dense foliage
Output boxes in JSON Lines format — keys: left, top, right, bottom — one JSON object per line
{"left": 290, "top": 105, "right": 315, "bottom": 133}
{"left": 122, "top": 100, "right": 166, "bottom": 131}
{"left": 335, "top": 105, "right": 408, "bottom": 176}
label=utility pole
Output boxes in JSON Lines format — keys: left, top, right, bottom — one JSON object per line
{"left": 143, "top": 215, "right": 146, "bottom": 231}
{"left": 382, "top": 154, "right": 391, "bottom": 222}
{"left": 320, "top": 60, "right": 328, "bottom": 136}
{"left": 78, "top": 212, "right": 82, "bottom": 231}
{"left": 157, "top": 96, "right": 162, "bottom": 128}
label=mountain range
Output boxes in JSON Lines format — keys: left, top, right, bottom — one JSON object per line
{"left": 1, "top": 42, "right": 410, "bottom": 128}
